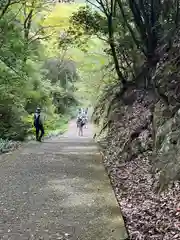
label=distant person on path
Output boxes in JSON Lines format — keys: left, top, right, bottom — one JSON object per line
{"left": 77, "top": 108, "right": 82, "bottom": 127}
{"left": 76, "top": 114, "right": 85, "bottom": 136}
{"left": 33, "top": 107, "right": 44, "bottom": 142}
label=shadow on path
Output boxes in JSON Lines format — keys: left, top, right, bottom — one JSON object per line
{"left": 0, "top": 122, "right": 128, "bottom": 239}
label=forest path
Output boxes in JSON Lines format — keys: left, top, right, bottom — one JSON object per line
{"left": 0, "top": 121, "right": 128, "bottom": 240}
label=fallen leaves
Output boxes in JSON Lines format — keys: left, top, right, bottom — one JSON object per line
{"left": 104, "top": 152, "right": 180, "bottom": 239}
{"left": 102, "top": 96, "right": 180, "bottom": 240}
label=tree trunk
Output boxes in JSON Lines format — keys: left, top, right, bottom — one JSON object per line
{"left": 107, "top": 14, "right": 127, "bottom": 86}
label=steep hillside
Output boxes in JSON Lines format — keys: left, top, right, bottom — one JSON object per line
{"left": 95, "top": 30, "right": 180, "bottom": 240}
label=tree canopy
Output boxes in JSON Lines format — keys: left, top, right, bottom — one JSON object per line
{"left": 0, "top": 1, "right": 82, "bottom": 140}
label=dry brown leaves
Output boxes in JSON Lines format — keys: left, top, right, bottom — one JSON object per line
{"left": 104, "top": 153, "right": 180, "bottom": 240}
{"left": 102, "top": 91, "right": 180, "bottom": 239}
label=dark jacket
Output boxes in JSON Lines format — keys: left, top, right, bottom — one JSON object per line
{"left": 34, "top": 113, "right": 43, "bottom": 128}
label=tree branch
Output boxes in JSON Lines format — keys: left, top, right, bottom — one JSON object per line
{"left": 116, "top": 0, "right": 146, "bottom": 57}
{"left": 107, "top": 14, "right": 127, "bottom": 85}
{"left": 0, "top": 0, "right": 21, "bottom": 20}
{"left": 86, "top": 0, "right": 105, "bottom": 13}
{"left": 175, "top": 0, "right": 180, "bottom": 27}
{"left": 0, "top": 56, "right": 27, "bottom": 81}
{"left": 28, "top": 32, "right": 56, "bottom": 44}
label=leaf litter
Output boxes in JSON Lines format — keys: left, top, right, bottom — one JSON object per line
{"left": 104, "top": 150, "right": 180, "bottom": 240}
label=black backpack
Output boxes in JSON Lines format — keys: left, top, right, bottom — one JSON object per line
{"left": 34, "top": 114, "right": 41, "bottom": 127}
{"left": 77, "top": 116, "right": 85, "bottom": 125}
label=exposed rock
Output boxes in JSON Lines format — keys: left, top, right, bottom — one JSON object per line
{"left": 96, "top": 31, "right": 180, "bottom": 239}
{"left": 150, "top": 30, "right": 180, "bottom": 190}
{"left": 99, "top": 100, "right": 180, "bottom": 239}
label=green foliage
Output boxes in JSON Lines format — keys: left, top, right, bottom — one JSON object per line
{"left": 0, "top": 138, "right": 20, "bottom": 153}
{"left": 0, "top": 103, "right": 31, "bottom": 141}
{"left": 65, "top": 4, "right": 140, "bottom": 84}
{"left": 65, "top": 0, "right": 180, "bottom": 88}
{"left": 42, "top": 58, "right": 78, "bottom": 91}
{"left": 42, "top": 57, "right": 79, "bottom": 114}
{"left": 0, "top": 2, "right": 80, "bottom": 141}
{"left": 70, "top": 6, "right": 107, "bottom": 35}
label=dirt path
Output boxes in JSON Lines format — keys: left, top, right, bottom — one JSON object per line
{"left": 0, "top": 122, "right": 128, "bottom": 240}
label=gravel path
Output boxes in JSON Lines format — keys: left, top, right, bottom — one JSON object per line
{"left": 0, "top": 122, "right": 128, "bottom": 240}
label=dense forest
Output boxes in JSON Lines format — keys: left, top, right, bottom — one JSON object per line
{"left": 0, "top": 1, "right": 88, "bottom": 145}
{"left": 0, "top": 1, "right": 78, "bottom": 143}
{"left": 0, "top": 1, "right": 109, "bottom": 143}
{"left": 1, "top": 0, "right": 180, "bottom": 239}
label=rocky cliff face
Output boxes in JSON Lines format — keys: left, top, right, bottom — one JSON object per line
{"left": 97, "top": 31, "right": 180, "bottom": 239}
{"left": 151, "top": 33, "right": 180, "bottom": 191}
{"left": 102, "top": 29, "right": 180, "bottom": 191}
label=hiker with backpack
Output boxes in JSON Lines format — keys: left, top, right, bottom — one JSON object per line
{"left": 76, "top": 114, "right": 85, "bottom": 136}
{"left": 33, "top": 107, "right": 44, "bottom": 142}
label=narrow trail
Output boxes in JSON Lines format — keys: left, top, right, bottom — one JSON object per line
{"left": 0, "top": 122, "right": 128, "bottom": 240}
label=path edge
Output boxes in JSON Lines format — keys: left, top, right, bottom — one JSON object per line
{"left": 98, "top": 145, "right": 130, "bottom": 240}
